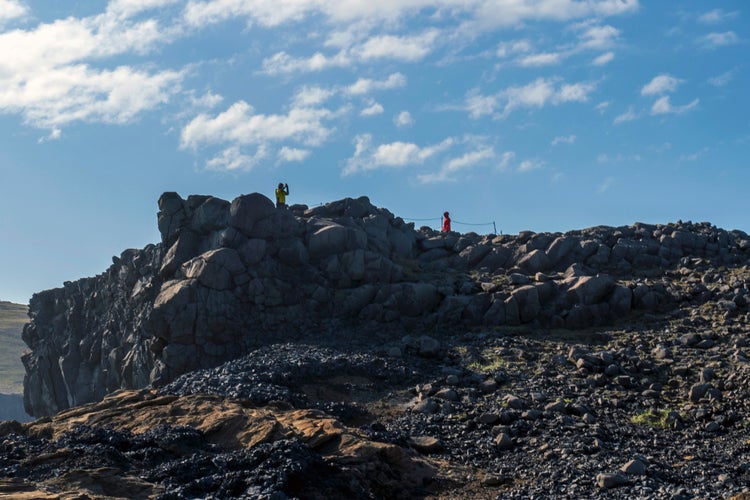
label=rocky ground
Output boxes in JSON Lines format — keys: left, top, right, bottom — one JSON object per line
{"left": 9, "top": 193, "right": 750, "bottom": 498}
{"left": 4, "top": 292, "right": 750, "bottom": 499}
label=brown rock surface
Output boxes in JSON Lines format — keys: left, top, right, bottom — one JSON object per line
{"left": 4, "top": 389, "right": 434, "bottom": 499}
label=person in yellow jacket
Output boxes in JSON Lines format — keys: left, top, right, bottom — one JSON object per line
{"left": 275, "top": 182, "right": 289, "bottom": 208}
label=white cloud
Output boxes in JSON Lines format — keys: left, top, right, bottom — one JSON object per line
{"left": 698, "top": 9, "right": 739, "bottom": 25}
{"left": 191, "top": 90, "right": 223, "bottom": 108}
{"left": 0, "top": 6, "right": 183, "bottom": 131}
{"left": 679, "top": 148, "right": 708, "bottom": 163}
{"left": 181, "top": 100, "right": 335, "bottom": 150}
{"left": 497, "top": 151, "right": 516, "bottom": 171}
{"left": 180, "top": 97, "right": 340, "bottom": 171}
{"left": 497, "top": 39, "right": 533, "bottom": 58}
{"left": 108, "top": 0, "right": 181, "bottom": 18}
{"left": 458, "top": 0, "right": 637, "bottom": 33}
{"left": 292, "top": 85, "right": 335, "bottom": 107}
{"left": 372, "top": 141, "right": 437, "bottom": 165}
{"left": 38, "top": 127, "right": 62, "bottom": 143}
{"left": 0, "top": 0, "right": 27, "bottom": 24}
{"left": 278, "top": 146, "right": 311, "bottom": 162}
{"left": 592, "top": 51, "right": 614, "bottom": 66}
{"left": 355, "top": 29, "right": 440, "bottom": 61}
{"left": 597, "top": 176, "right": 615, "bottom": 194}
{"left": 641, "top": 74, "right": 681, "bottom": 96}
{"left": 418, "top": 146, "right": 495, "bottom": 183}
{"left": 261, "top": 50, "right": 348, "bottom": 75}
{"left": 205, "top": 145, "right": 265, "bottom": 171}
{"left": 519, "top": 52, "right": 563, "bottom": 67}
{"left": 577, "top": 24, "right": 620, "bottom": 50}
{"left": 557, "top": 81, "right": 596, "bottom": 102}
{"left": 551, "top": 134, "right": 576, "bottom": 145}
{"left": 343, "top": 134, "right": 455, "bottom": 176}
{"left": 184, "top": 0, "right": 638, "bottom": 33}
{"left": 613, "top": 106, "right": 637, "bottom": 124}
{"left": 651, "top": 96, "right": 699, "bottom": 115}
{"left": 360, "top": 102, "right": 384, "bottom": 116}
{"left": 394, "top": 110, "right": 414, "bottom": 127}
{"left": 466, "top": 78, "right": 597, "bottom": 119}
{"left": 518, "top": 159, "right": 543, "bottom": 173}
{"left": 346, "top": 72, "right": 406, "bottom": 96}
{"left": 3, "top": 64, "right": 182, "bottom": 129}
{"left": 261, "top": 31, "right": 439, "bottom": 75}
{"left": 708, "top": 69, "right": 735, "bottom": 87}
{"left": 700, "top": 31, "right": 740, "bottom": 49}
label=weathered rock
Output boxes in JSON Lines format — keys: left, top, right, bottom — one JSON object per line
{"left": 597, "top": 472, "right": 629, "bottom": 489}
{"left": 21, "top": 192, "right": 750, "bottom": 419}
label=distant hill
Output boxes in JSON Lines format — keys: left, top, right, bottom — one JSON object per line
{"left": 0, "top": 301, "right": 29, "bottom": 394}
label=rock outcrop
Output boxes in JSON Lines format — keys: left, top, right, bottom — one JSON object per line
{"left": 0, "top": 388, "right": 434, "bottom": 499}
{"left": 21, "top": 192, "right": 750, "bottom": 416}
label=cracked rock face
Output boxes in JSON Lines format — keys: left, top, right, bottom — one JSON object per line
{"left": 20, "top": 193, "right": 750, "bottom": 418}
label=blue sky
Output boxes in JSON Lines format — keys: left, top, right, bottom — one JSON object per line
{"left": 0, "top": 0, "right": 748, "bottom": 304}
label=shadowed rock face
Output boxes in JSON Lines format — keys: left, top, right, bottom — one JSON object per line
{"left": 21, "top": 193, "right": 750, "bottom": 416}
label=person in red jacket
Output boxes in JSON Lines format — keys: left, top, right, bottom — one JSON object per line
{"left": 442, "top": 211, "right": 451, "bottom": 232}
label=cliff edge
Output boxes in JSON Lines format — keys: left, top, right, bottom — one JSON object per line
{"left": 21, "top": 192, "right": 750, "bottom": 416}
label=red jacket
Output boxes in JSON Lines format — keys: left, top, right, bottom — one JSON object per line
{"left": 442, "top": 215, "right": 451, "bottom": 232}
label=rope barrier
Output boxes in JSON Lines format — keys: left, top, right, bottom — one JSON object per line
{"left": 402, "top": 217, "right": 499, "bottom": 235}
{"left": 452, "top": 220, "right": 494, "bottom": 226}
{"left": 305, "top": 207, "right": 501, "bottom": 235}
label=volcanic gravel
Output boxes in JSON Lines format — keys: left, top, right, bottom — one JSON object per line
{"left": 5, "top": 315, "right": 750, "bottom": 498}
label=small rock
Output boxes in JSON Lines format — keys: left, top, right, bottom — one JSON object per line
{"left": 699, "top": 368, "right": 716, "bottom": 383}
{"left": 530, "top": 392, "right": 547, "bottom": 403}
{"left": 479, "top": 379, "right": 499, "bottom": 393}
{"left": 413, "top": 398, "right": 438, "bottom": 414}
{"left": 596, "top": 472, "right": 628, "bottom": 489}
{"left": 434, "top": 388, "right": 459, "bottom": 401}
{"left": 680, "top": 333, "right": 701, "bottom": 347}
{"left": 386, "top": 346, "right": 402, "bottom": 358}
{"left": 418, "top": 335, "right": 441, "bottom": 357}
{"left": 605, "top": 364, "right": 621, "bottom": 376}
{"left": 652, "top": 345, "right": 671, "bottom": 360}
{"left": 478, "top": 413, "right": 500, "bottom": 425}
{"left": 495, "top": 432, "right": 514, "bottom": 450}
{"left": 523, "top": 409, "right": 543, "bottom": 420}
{"left": 689, "top": 383, "right": 711, "bottom": 403}
{"left": 482, "top": 474, "right": 512, "bottom": 487}
{"left": 408, "top": 436, "right": 443, "bottom": 454}
{"left": 696, "top": 339, "right": 715, "bottom": 349}
{"left": 705, "top": 421, "right": 721, "bottom": 433}
{"left": 621, "top": 459, "right": 647, "bottom": 475}
{"left": 504, "top": 395, "right": 526, "bottom": 410}
{"left": 544, "top": 401, "right": 566, "bottom": 413}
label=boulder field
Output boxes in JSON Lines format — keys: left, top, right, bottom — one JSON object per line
{"left": 20, "top": 192, "right": 750, "bottom": 417}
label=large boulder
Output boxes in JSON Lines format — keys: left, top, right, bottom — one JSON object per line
{"left": 308, "top": 222, "right": 367, "bottom": 260}
{"left": 182, "top": 248, "right": 246, "bottom": 291}
{"left": 229, "top": 193, "right": 276, "bottom": 236}
{"left": 566, "top": 275, "right": 615, "bottom": 306}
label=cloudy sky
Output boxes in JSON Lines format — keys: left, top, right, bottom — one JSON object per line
{"left": 1, "top": 0, "right": 748, "bottom": 304}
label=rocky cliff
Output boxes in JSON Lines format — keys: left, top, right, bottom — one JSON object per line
{"left": 21, "top": 192, "right": 750, "bottom": 417}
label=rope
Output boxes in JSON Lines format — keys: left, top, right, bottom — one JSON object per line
{"left": 452, "top": 220, "right": 494, "bottom": 226}
{"left": 403, "top": 217, "right": 499, "bottom": 235}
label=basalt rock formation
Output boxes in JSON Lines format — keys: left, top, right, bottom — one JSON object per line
{"left": 21, "top": 192, "right": 750, "bottom": 417}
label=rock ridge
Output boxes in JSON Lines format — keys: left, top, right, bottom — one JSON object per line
{"left": 21, "top": 192, "right": 750, "bottom": 416}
